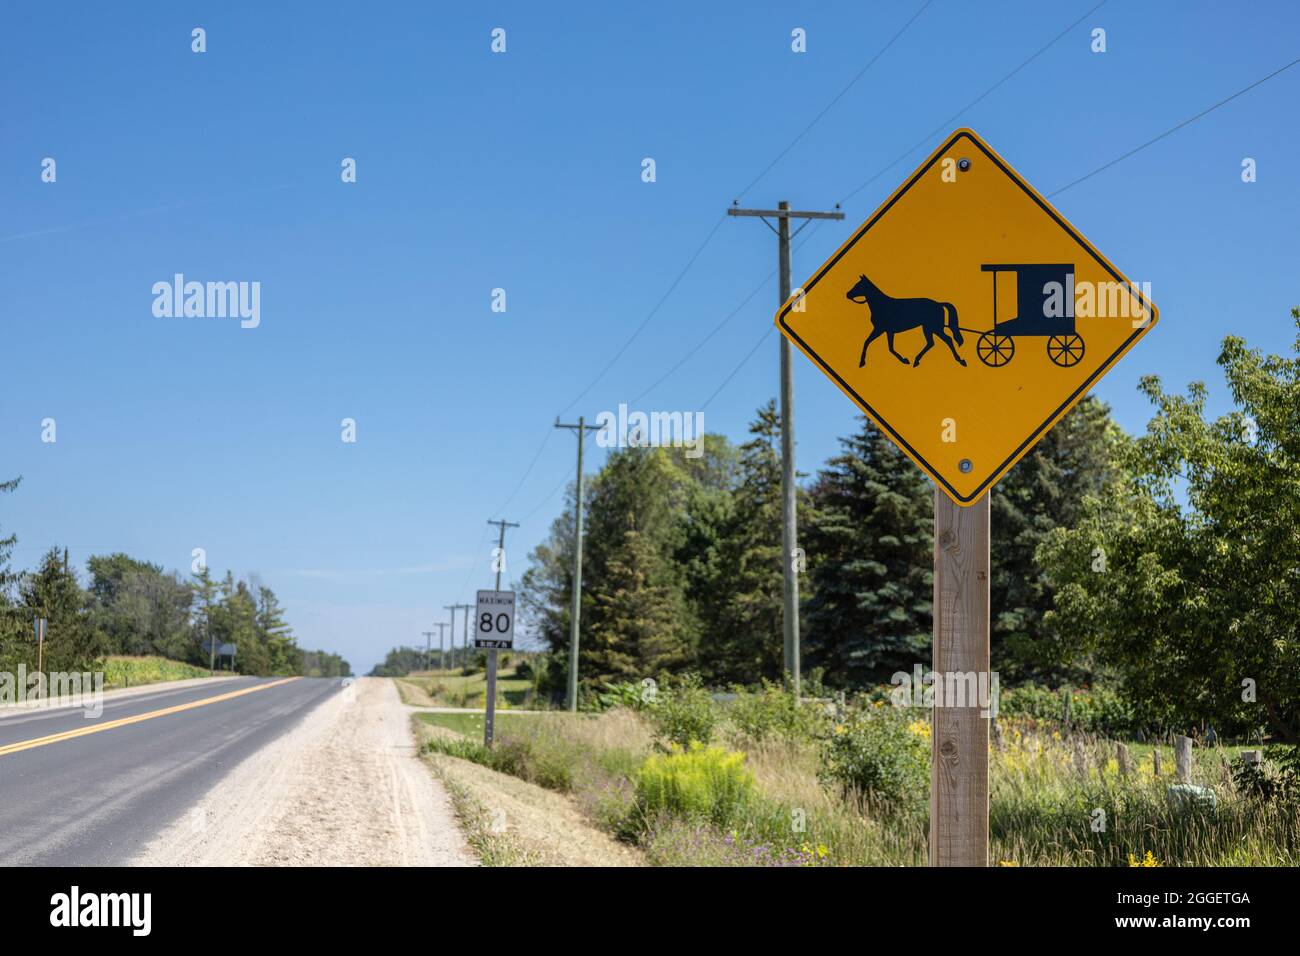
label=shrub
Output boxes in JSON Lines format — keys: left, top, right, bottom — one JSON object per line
{"left": 819, "top": 706, "right": 928, "bottom": 812}
{"left": 597, "top": 679, "right": 655, "bottom": 712}
{"left": 648, "top": 674, "right": 718, "bottom": 748}
{"left": 998, "top": 684, "right": 1137, "bottom": 737}
{"left": 634, "top": 743, "right": 754, "bottom": 828}
{"left": 727, "top": 680, "right": 821, "bottom": 743}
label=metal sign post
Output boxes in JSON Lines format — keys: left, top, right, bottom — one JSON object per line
{"left": 476, "top": 589, "right": 516, "bottom": 746}
{"left": 482, "top": 519, "right": 518, "bottom": 746}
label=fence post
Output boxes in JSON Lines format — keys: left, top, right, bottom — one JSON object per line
{"left": 1117, "top": 742, "right": 1132, "bottom": 778}
{"left": 1174, "top": 734, "right": 1193, "bottom": 784}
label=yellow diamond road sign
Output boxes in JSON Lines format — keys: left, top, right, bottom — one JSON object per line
{"left": 777, "top": 129, "right": 1158, "bottom": 505}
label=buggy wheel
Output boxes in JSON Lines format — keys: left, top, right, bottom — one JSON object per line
{"left": 976, "top": 331, "right": 1015, "bottom": 367}
{"left": 1047, "top": 333, "right": 1085, "bottom": 367}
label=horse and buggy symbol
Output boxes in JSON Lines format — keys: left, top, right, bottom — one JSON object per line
{"left": 847, "top": 262, "right": 1085, "bottom": 369}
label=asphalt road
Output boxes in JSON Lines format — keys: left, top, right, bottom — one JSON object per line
{"left": 0, "top": 676, "right": 341, "bottom": 865}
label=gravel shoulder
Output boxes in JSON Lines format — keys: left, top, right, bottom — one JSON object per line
{"left": 133, "top": 677, "right": 473, "bottom": 866}
{"left": 415, "top": 721, "right": 642, "bottom": 867}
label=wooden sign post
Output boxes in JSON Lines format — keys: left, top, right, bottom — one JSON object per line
{"left": 773, "top": 128, "right": 1158, "bottom": 867}
{"left": 930, "top": 490, "right": 990, "bottom": 867}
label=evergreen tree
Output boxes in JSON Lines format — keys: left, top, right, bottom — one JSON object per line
{"left": 19, "top": 546, "right": 102, "bottom": 672}
{"left": 190, "top": 566, "right": 220, "bottom": 668}
{"left": 803, "top": 416, "right": 933, "bottom": 687}
{"left": 573, "top": 446, "right": 696, "bottom": 690}
{"left": 256, "top": 585, "right": 300, "bottom": 674}
{"left": 0, "top": 476, "right": 22, "bottom": 651}
{"left": 695, "top": 402, "right": 783, "bottom": 684}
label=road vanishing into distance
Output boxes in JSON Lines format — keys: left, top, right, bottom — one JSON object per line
{"left": 0, "top": 677, "right": 340, "bottom": 865}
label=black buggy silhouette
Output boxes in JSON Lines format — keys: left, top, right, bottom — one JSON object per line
{"left": 972, "top": 263, "right": 1084, "bottom": 369}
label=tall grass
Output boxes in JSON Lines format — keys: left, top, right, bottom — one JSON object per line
{"left": 425, "top": 698, "right": 1299, "bottom": 867}
{"left": 100, "top": 655, "right": 212, "bottom": 689}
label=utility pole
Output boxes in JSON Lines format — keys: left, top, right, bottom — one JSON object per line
{"left": 449, "top": 603, "right": 472, "bottom": 669}
{"left": 484, "top": 518, "right": 519, "bottom": 746}
{"left": 421, "top": 630, "right": 435, "bottom": 672}
{"left": 443, "top": 605, "right": 460, "bottom": 668}
{"left": 555, "top": 416, "right": 599, "bottom": 712}
{"left": 727, "top": 200, "right": 844, "bottom": 699}
{"left": 435, "top": 621, "right": 449, "bottom": 670}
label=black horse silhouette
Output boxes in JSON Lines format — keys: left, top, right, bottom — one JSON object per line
{"left": 846, "top": 275, "right": 966, "bottom": 368}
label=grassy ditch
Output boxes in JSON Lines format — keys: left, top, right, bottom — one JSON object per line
{"left": 420, "top": 680, "right": 1300, "bottom": 867}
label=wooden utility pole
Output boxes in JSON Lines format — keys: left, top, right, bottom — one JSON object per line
{"left": 554, "top": 417, "right": 599, "bottom": 712}
{"left": 421, "top": 630, "right": 434, "bottom": 672}
{"left": 448, "top": 603, "right": 472, "bottom": 669}
{"left": 727, "top": 200, "right": 844, "bottom": 697}
{"left": 484, "top": 518, "right": 519, "bottom": 746}
{"left": 930, "top": 490, "right": 990, "bottom": 867}
{"left": 434, "top": 622, "right": 449, "bottom": 670}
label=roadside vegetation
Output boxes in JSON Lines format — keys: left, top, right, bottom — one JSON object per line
{"left": 395, "top": 657, "right": 538, "bottom": 709}
{"left": 409, "top": 316, "right": 1300, "bottom": 866}
{"left": 101, "top": 655, "right": 213, "bottom": 689}
{"left": 423, "top": 678, "right": 1300, "bottom": 867}
{"left": 0, "top": 533, "right": 350, "bottom": 679}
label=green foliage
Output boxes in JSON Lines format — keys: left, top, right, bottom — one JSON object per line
{"left": 692, "top": 402, "right": 786, "bottom": 684}
{"left": 14, "top": 547, "right": 103, "bottom": 672}
{"left": 803, "top": 416, "right": 933, "bottom": 686}
{"left": 991, "top": 395, "right": 1120, "bottom": 683}
{"left": 819, "top": 706, "right": 929, "bottom": 811}
{"left": 633, "top": 743, "right": 754, "bottom": 828}
{"left": 368, "top": 645, "right": 430, "bottom": 677}
{"left": 648, "top": 674, "right": 718, "bottom": 748}
{"left": 597, "top": 679, "right": 654, "bottom": 711}
{"left": 101, "top": 655, "right": 211, "bottom": 688}
{"left": 999, "top": 684, "right": 1138, "bottom": 738}
{"left": 1039, "top": 311, "right": 1300, "bottom": 743}
{"left": 86, "top": 554, "right": 193, "bottom": 660}
{"left": 726, "top": 680, "right": 821, "bottom": 743}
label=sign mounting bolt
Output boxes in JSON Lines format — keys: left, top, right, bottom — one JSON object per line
{"left": 959, "top": 458, "right": 973, "bottom": 473}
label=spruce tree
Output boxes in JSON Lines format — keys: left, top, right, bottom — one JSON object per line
{"left": 804, "top": 416, "right": 933, "bottom": 687}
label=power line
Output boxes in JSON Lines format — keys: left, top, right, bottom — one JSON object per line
{"left": 491, "top": 429, "right": 553, "bottom": 516}
{"left": 557, "top": 213, "right": 728, "bottom": 416}
{"left": 700, "top": 326, "right": 775, "bottom": 413}
{"left": 1048, "top": 53, "right": 1300, "bottom": 198}
{"left": 457, "top": 3, "right": 1295, "bottom": 583}
{"left": 734, "top": 0, "right": 936, "bottom": 202}
{"left": 558, "top": 0, "right": 937, "bottom": 417}
{"left": 631, "top": 217, "right": 832, "bottom": 406}
{"left": 837, "top": 0, "right": 1108, "bottom": 207}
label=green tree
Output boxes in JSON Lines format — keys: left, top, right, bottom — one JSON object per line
{"left": 19, "top": 547, "right": 102, "bottom": 672}
{"left": 991, "top": 394, "right": 1120, "bottom": 682}
{"left": 1040, "top": 311, "right": 1300, "bottom": 743}
{"left": 190, "top": 566, "right": 221, "bottom": 668}
{"left": 0, "top": 476, "right": 23, "bottom": 652}
{"left": 803, "top": 416, "right": 932, "bottom": 687}
{"left": 579, "top": 447, "right": 696, "bottom": 687}
{"left": 694, "top": 402, "right": 783, "bottom": 684}
{"left": 255, "top": 585, "right": 300, "bottom": 675}
{"left": 86, "top": 553, "right": 193, "bottom": 659}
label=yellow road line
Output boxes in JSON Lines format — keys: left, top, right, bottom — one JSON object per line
{"left": 0, "top": 677, "right": 302, "bottom": 759}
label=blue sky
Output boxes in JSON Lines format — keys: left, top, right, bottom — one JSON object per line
{"left": 3, "top": 1, "right": 1298, "bottom": 674}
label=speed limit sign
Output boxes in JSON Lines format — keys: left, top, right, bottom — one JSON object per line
{"left": 474, "top": 590, "right": 515, "bottom": 649}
